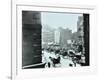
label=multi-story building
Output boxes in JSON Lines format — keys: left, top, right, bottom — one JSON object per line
{"left": 22, "top": 11, "right": 42, "bottom": 68}
{"left": 54, "top": 28, "right": 61, "bottom": 44}
{"left": 77, "top": 16, "right": 84, "bottom": 43}
{"left": 54, "top": 27, "right": 72, "bottom": 48}
{"left": 42, "top": 25, "right": 55, "bottom": 48}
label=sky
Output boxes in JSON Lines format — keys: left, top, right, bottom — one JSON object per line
{"left": 41, "top": 12, "right": 82, "bottom": 33}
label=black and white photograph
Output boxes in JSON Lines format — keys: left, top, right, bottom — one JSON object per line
{"left": 22, "top": 11, "right": 89, "bottom": 69}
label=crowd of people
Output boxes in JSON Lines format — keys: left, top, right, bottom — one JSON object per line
{"left": 42, "top": 43, "right": 85, "bottom": 68}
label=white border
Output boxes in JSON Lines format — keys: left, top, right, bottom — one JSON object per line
{"left": 12, "top": 2, "right": 97, "bottom": 80}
